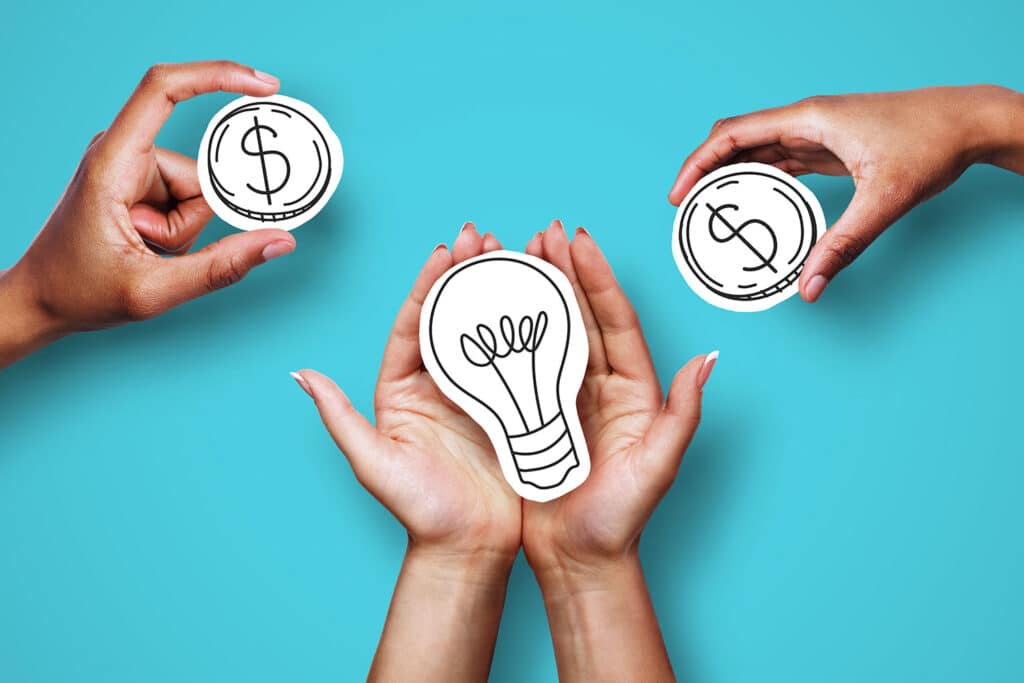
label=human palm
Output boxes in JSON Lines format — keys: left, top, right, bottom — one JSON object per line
{"left": 521, "top": 222, "right": 712, "bottom": 570}
{"left": 298, "top": 225, "right": 520, "bottom": 557}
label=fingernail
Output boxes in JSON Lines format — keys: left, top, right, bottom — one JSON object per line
{"left": 534, "top": 231, "right": 543, "bottom": 240}
{"left": 432, "top": 242, "right": 447, "bottom": 253}
{"left": 290, "top": 371, "right": 312, "bottom": 398}
{"left": 575, "top": 226, "right": 590, "bottom": 237}
{"left": 262, "top": 240, "right": 295, "bottom": 262}
{"left": 551, "top": 219, "right": 565, "bottom": 232}
{"left": 698, "top": 350, "right": 719, "bottom": 391}
{"left": 804, "top": 274, "right": 829, "bottom": 303}
{"left": 460, "top": 222, "right": 477, "bottom": 235}
{"left": 254, "top": 70, "right": 279, "bottom": 85}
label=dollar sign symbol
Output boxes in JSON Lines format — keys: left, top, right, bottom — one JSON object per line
{"left": 240, "top": 116, "right": 291, "bottom": 206}
{"left": 706, "top": 203, "right": 779, "bottom": 273}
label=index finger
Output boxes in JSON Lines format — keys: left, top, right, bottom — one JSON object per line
{"left": 667, "top": 103, "right": 818, "bottom": 205}
{"left": 99, "top": 61, "right": 280, "bottom": 161}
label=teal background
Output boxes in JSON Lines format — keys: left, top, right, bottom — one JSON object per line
{"left": 2, "top": 0, "right": 1023, "bottom": 680}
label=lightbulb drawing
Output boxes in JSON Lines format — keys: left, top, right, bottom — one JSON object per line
{"left": 420, "top": 251, "right": 590, "bottom": 502}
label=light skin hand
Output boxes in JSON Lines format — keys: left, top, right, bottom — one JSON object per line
{"left": 0, "top": 60, "right": 296, "bottom": 369}
{"left": 293, "top": 224, "right": 518, "bottom": 683}
{"left": 523, "top": 220, "right": 716, "bottom": 682}
{"left": 668, "top": 85, "right": 1024, "bottom": 302}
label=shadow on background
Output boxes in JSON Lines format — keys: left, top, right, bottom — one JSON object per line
{"left": 807, "top": 166, "right": 1024, "bottom": 336}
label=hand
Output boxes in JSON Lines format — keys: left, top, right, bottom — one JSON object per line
{"left": 668, "top": 85, "right": 1024, "bottom": 302}
{"left": 293, "top": 224, "right": 517, "bottom": 682}
{"left": 0, "top": 60, "right": 296, "bottom": 367}
{"left": 522, "top": 220, "right": 716, "bottom": 681}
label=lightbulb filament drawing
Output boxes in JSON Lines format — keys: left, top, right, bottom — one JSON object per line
{"left": 460, "top": 312, "right": 549, "bottom": 434}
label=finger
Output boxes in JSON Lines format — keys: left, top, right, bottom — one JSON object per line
{"left": 569, "top": 229, "right": 657, "bottom": 383}
{"left": 130, "top": 197, "right": 213, "bottom": 255}
{"left": 541, "top": 220, "right": 608, "bottom": 374}
{"left": 525, "top": 231, "right": 543, "bottom": 257}
{"left": 482, "top": 232, "right": 502, "bottom": 252}
{"left": 292, "top": 369, "right": 389, "bottom": 489}
{"left": 668, "top": 104, "right": 821, "bottom": 205}
{"left": 451, "top": 222, "right": 483, "bottom": 263}
{"left": 137, "top": 229, "right": 295, "bottom": 315}
{"left": 731, "top": 143, "right": 789, "bottom": 166}
{"left": 379, "top": 244, "right": 454, "bottom": 384}
{"left": 100, "top": 61, "right": 279, "bottom": 165}
{"left": 153, "top": 147, "right": 202, "bottom": 202}
{"left": 798, "top": 183, "right": 906, "bottom": 302}
{"left": 635, "top": 353, "right": 711, "bottom": 487}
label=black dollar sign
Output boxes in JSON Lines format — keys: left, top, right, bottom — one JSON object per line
{"left": 706, "top": 203, "right": 779, "bottom": 273}
{"left": 241, "top": 115, "right": 291, "bottom": 206}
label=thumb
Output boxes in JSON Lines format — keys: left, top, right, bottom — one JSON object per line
{"left": 636, "top": 352, "right": 716, "bottom": 486}
{"left": 291, "top": 369, "right": 387, "bottom": 489}
{"left": 799, "top": 183, "right": 906, "bottom": 303}
{"left": 144, "top": 228, "right": 295, "bottom": 312}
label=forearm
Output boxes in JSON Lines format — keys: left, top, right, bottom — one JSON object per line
{"left": 368, "top": 543, "right": 514, "bottom": 682}
{"left": 0, "top": 264, "right": 61, "bottom": 369}
{"left": 536, "top": 551, "right": 674, "bottom": 682}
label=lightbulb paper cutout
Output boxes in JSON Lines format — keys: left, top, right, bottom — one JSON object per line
{"left": 420, "top": 251, "right": 590, "bottom": 502}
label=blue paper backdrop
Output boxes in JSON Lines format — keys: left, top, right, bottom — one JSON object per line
{"left": 2, "top": 1, "right": 1023, "bottom": 680}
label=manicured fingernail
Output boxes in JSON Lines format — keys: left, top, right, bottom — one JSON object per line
{"left": 698, "top": 350, "right": 719, "bottom": 390}
{"left": 290, "top": 371, "right": 312, "bottom": 397}
{"left": 432, "top": 242, "right": 447, "bottom": 253}
{"left": 254, "top": 70, "right": 279, "bottom": 85}
{"left": 804, "top": 274, "right": 829, "bottom": 303}
{"left": 262, "top": 240, "right": 295, "bottom": 262}
{"left": 575, "top": 226, "right": 589, "bottom": 237}
{"left": 534, "top": 231, "right": 543, "bottom": 239}
{"left": 551, "top": 219, "right": 565, "bottom": 232}
{"left": 459, "top": 222, "right": 477, "bottom": 237}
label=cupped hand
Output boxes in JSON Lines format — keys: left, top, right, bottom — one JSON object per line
{"left": 7, "top": 60, "right": 296, "bottom": 337}
{"left": 521, "top": 221, "right": 716, "bottom": 574}
{"left": 294, "top": 225, "right": 521, "bottom": 560}
{"left": 668, "top": 85, "right": 1024, "bottom": 302}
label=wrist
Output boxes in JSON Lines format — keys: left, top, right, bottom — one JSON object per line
{"left": 961, "top": 85, "right": 1024, "bottom": 170}
{"left": 532, "top": 547, "right": 644, "bottom": 602}
{"left": 404, "top": 540, "right": 517, "bottom": 591}
{"left": 0, "top": 263, "right": 65, "bottom": 368}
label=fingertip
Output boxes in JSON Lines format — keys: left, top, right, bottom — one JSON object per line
{"left": 290, "top": 370, "right": 313, "bottom": 398}
{"left": 525, "top": 233, "right": 543, "bottom": 257}
{"left": 697, "top": 350, "right": 718, "bottom": 391}
{"left": 482, "top": 232, "right": 502, "bottom": 252}
{"left": 801, "top": 273, "right": 829, "bottom": 303}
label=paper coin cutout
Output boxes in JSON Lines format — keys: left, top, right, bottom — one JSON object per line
{"left": 197, "top": 95, "right": 343, "bottom": 231}
{"left": 672, "top": 163, "right": 826, "bottom": 312}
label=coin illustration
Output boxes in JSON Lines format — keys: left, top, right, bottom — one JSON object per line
{"left": 197, "top": 95, "right": 343, "bottom": 231}
{"left": 672, "top": 162, "right": 826, "bottom": 312}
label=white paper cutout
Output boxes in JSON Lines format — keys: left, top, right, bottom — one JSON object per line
{"left": 672, "top": 162, "right": 826, "bottom": 312}
{"left": 420, "top": 251, "right": 591, "bottom": 502}
{"left": 197, "top": 95, "right": 343, "bottom": 231}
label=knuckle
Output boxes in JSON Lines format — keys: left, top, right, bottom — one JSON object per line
{"left": 141, "top": 63, "right": 172, "bottom": 90}
{"left": 206, "top": 255, "right": 248, "bottom": 292}
{"left": 711, "top": 115, "right": 736, "bottom": 131}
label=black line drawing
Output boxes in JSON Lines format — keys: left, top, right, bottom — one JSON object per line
{"left": 420, "top": 252, "right": 591, "bottom": 502}
{"left": 197, "top": 95, "right": 343, "bottom": 232}
{"left": 672, "top": 163, "right": 826, "bottom": 313}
